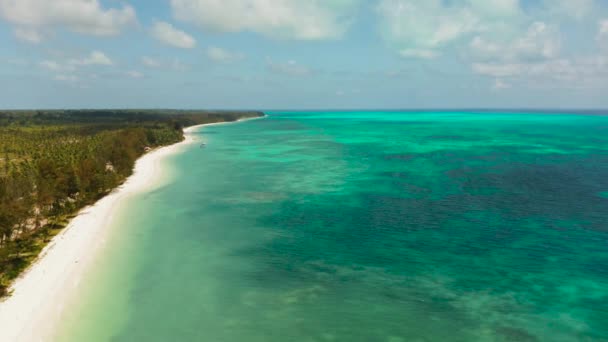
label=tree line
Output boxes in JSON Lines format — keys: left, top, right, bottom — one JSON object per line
{"left": 0, "top": 110, "right": 263, "bottom": 296}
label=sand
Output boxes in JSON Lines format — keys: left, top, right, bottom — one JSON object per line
{"left": 0, "top": 121, "right": 240, "bottom": 341}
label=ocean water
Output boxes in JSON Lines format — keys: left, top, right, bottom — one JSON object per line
{"left": 59, "top": 111, "right": 608, "bottom": 341}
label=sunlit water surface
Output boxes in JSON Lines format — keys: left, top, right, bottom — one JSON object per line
{"left": 59, "top": 112, "right": 608, "bottom": 341}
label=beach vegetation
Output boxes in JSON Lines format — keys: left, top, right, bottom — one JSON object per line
{"left": 0, "top": 110, "right": 263, "bottom": 296}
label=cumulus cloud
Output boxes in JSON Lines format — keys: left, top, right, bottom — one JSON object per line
{"left": 601, "top": 20, "right": 608, "bottom": 35}
{"left": 39, "top": 51, "right": 113, "bottom": 84}
{"left": 598, "top": 19, "right": 608, "bottom": 47}
{"left": 40, "top": 60, "right": 75, "bottom": 72}
{"left": 473, "top": 57, "right": 608, "bottom": 86}
{"left": 69, "top": 51, "right": 113, "bottom": 66}
{"left": 377, "top": 0, "right": 524, "bottom": 59}
{"left": 492, "top": 79, "right": 511, "bottom": 90}
{"left": 0, "top": 0, "right": 136, "bottom": 42}
{"left": 472, "top": 63, "right": 522, "bottom": 78}
{"left": 126, "top": 70, "right": 144, "bottom": 79}
{"left": 207, "top": 47, "right": 244, "bottom": 63}
{"left": 54, "top": 74, "right": 79, "bottom": 82}
{"left": 14, "top": 27, "right": 42, "bottom": 43}
{"left": 142, "top": 56, "right": 162, "bottom": 68}
{"left": 470, "top": 22, "right": 560, "bottom": 62}
{"left": 170, "top": 0, "right": 360, "bottom": 40}
{"left": 267, "top": 59, "right": 311, "bottom": 76}
{"left": 466, "top": 0, "right": 521, "bottom": 17}
{"left": 542, "top": 0, "right": 595, "bottom": 20}
{"left": 467, "top": 16, "right": 608, "bottom": 89}
{"left": 151, "top": 21, "right": 196, "bottom": 49}
{"left": 169, "top": 58, "right": 189, "bottom": 71}
{"left": 140, "top": 57, "right": 189, "bottom": 71}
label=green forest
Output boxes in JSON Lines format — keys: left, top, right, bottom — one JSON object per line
{"left": 0, "top": 110, "right": 263, "bottom": 296}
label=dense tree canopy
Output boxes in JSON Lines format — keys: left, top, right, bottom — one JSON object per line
{"left": 0, "top": 110, "right": 263, "bottom": 296}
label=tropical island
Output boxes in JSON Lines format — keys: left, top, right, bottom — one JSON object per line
{"left": 0, "top": 110, "right": 263, "bottom": 297}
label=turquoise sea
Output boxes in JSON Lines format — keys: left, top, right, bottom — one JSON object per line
{"left": 59, "top": 111, "right": 608, "bottom": 341}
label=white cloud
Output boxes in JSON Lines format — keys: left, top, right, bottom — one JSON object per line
{"left": 142, "top": 56, "right": 162, "bottom": 68}
{"left": 510, "top": 22, "right": 560, "bottom": 60}
{"left": 170, "top": 0, "right": 360, "bottom": 40}
{"left": 126, "top": 70, "right": 144, "bottom": 79}
{"left": 466, "top": 0, "right": 521, "bottom": 17}
{"left": 470, "top": 22, "right": 560, "bottom": 62}
{"left": 40, "top": 60, "right": 75, "bottom": 72}
{"left": 170, "top": 58, "right": 189, "bottom": 71}
{"left": 473, "top": 63, "right": 523, "bottom": 78}
{"left": 151, "top": 21, "right": 196, "bottom": 49}
{"left": 0, "top": 0, "right": 136, "bottom": 40}
{"left": 468, "top": 17, "right": 608, "bottom": 90}
{"left": 40, "top": 51, "right": 113, "bottom": 84}
{"left": 598, "top": 19, "right": 608, "bottom": 47}
{"left": 377, "top": 0, "right": 524, "bottom": 59}
{"left": 493, "top": 78, "right": 511, "bottom": 90}
{"left": 267, "top": 59, "right": 311, "bottom": 76}
{"left": 542, "top": 0, "right": 595, "bottom": 20}
{"left": 473, "top": 57, "right": 608, "bottom": 85}
{"left": 141, "top": 57, "right": 189, "bottom": 71}
{"left": 207, "top": 47, "right": 244, "bottom": 63}
{"left": 600, "top": 20, "right": 608, "bottom": 36}
{"left": 400, "top": 49, "right": 438, "bottom": 59}
{"left": 14, "top": 27, "right": 42, "bottom": 43}
{"left": 69, "top": 51, "right": 113, "bottom": 66}
{"left": 54, "top": 74, "right": 78, "bottom": 82}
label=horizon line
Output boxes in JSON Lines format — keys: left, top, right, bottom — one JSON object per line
{"left": 1, "top": 108, "right": 608, "bottom": 112}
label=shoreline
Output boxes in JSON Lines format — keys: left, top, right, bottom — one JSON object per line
{"left": 0, "top": 118, "right": 260, "bottom": 341}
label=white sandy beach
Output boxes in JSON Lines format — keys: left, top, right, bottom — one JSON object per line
{"left": 0, "top": 121, "right": 244, "bottom": 342}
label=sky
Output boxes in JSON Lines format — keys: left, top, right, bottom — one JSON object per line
{"left": 0, "top": 0, "right": 607, "bottom": 110}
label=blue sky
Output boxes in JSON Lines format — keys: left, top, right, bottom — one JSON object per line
{"left": 1, "top": 0, "right": 607, "bottom": 109}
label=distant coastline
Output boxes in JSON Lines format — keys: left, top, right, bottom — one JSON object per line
{"left": 264, "top": 109, "right": 608, "bottom": 116}
{"left": 0, "top": 116, "right": 264, "bottom": 342}
{"left": 0, "top": 110, "right": 264, "bottom": 298}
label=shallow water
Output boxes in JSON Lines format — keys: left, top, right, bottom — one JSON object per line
{"left": 60, "top": 111, "right": 608, "bottom": 341}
